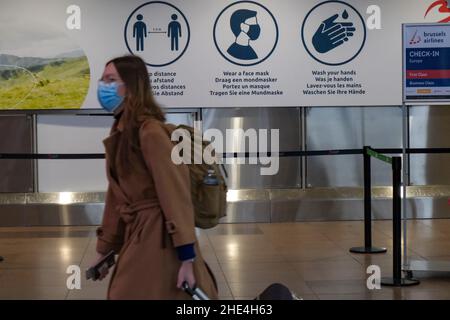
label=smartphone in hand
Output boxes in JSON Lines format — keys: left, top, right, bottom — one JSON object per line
{"left": 86, "top": 251, "right": 116, "bottom": 281}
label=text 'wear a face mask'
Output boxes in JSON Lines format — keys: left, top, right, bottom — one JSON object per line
{"left": 97, "top": 81, "right": 125, "bottom": 112}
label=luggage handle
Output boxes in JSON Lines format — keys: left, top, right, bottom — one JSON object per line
{"left": 182, "top": 281, "right": 210, "bottom": 300}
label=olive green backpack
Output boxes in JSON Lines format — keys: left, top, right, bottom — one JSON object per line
{"left": 163, "top": 123, "right": 228, "bottom": 229}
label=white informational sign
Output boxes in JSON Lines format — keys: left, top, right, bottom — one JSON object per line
{"left": 1, "top": 0, "right": 450, "bottom": 110}
{"left": 403, "top": 23, "right": 450, "bottom": 103}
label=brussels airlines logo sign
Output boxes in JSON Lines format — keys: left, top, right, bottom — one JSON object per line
{"left": 425, "top": 0, "right": 450, "bottom": 23}
{"left": 408, "top": 29, "right": 447, "bottom": 47}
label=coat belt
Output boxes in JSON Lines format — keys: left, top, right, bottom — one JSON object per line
{"left": 117, "top": 198, "right": 160, "bottom": 224}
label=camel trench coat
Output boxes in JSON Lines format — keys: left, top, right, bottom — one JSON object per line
{"left": 96, "top": 113, "right": 218, "bottom": 300}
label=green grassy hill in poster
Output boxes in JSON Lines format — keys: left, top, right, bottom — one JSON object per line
{"left": 0, "top": 56, "right": 90, "bottom": 110}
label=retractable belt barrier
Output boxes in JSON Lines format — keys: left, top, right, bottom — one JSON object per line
{"left": 349, "top": 146, "right": 420, "bottom": 287}
{"left": 0, "top": 153, "right": 106, "bottom": 160}
{"left": 0, "top": 147, "right": 449, "bottom": 267}
{"left": 0, "top": 147, "right": 450, "bottom": 160}
{"left": 349, "top": 147, "right": 388, "bottom": 255}
{"left": 379, "top": 156, "right": 420, "bottom": 287}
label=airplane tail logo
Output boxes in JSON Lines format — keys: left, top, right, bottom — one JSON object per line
{"left": 409, "top": 30, "right": 422, "bottom": 45}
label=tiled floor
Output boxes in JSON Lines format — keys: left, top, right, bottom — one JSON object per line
{"left": 0, "top": 220, "right": 450, "bottom": 300}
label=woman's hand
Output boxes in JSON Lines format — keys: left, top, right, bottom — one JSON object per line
{"left": 177, "top": 260, "right": 196, "bottom": 289}
{"left": 89, "top": 252, "right": 110, "bottom": 281}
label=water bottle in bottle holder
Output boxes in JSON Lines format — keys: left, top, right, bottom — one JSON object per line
{"left": 203, "top": 169, "right": 219, "bottom": 186}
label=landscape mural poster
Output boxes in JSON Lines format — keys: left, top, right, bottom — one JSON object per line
{"left": 0, "top": 1, "right": 90, "bottom": 110}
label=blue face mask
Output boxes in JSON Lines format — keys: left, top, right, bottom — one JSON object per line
{"left": 97, "top": 81, "right": 125, "bottom": 112}
{"left": 247, "top": 24, "right": 261, "bottom": 41}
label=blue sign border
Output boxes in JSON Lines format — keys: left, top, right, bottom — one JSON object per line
{"left": 403, "top": 23, "right": 450, "bottom": 103}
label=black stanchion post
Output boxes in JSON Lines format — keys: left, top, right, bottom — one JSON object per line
{"left": 381, "top": 157, "right": 419, "bottom": 286}
{"left": 364, "top": 146, "right": 372, "bottom": 249}
{"left": 393, "top": 155, "right": 402, "bottom": 284}
{"left": 350, "top": 146, "right": 387, "bottom": 254}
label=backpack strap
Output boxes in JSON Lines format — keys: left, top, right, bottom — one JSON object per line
{"left": 161, "top": 123, "right": 177, "bottom": 139}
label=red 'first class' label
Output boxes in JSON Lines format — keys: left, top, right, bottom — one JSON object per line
{"left": 407, "top": 70, "right": 450, "bottom": 79}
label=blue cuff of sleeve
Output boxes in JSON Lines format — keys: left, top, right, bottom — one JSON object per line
{"left": 176, "top": 243, "right": 196, "bottom": 261}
